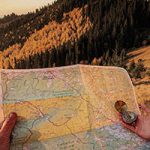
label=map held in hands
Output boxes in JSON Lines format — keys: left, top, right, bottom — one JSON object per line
{"left": 0, "top": 65, "right": 149, "bottom": 150}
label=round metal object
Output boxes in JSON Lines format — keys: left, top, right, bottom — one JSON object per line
{"left": 121, "top": 111, "right": 138, "bottom": 124}
{"left": 115, "top": 100, "right": 138, "bottom": 124}
{"left": 115, "top": 100, "right": 128, "bottom": 113}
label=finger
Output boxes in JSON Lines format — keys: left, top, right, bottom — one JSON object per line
{"left": 118, "top": 113, "right": 122, "bottom": 120}
{"left": 0, "top": 120, "right": 4, "bottom": 128}
{"left": 0, "top": 112, "right": 17, "bottom": 138}
{"left": 118, "top": 114, "right": 136, "bottom": 132}
{"left": 139, "top": 104, "right": 150, "bottom": 113}
{"left": 120, "top": 120, "right": 136, "bottom": 133}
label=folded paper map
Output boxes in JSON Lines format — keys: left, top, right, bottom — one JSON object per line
{"left": 0, "top": 65, "right": 149, "bottom": 150}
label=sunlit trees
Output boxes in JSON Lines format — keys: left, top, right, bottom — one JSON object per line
{"left": 0, "top": 0, "right": 150, "bottom": 69}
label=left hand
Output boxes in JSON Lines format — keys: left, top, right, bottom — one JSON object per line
{"left": 0, "top": 112, "right": 17, "bottom": 150}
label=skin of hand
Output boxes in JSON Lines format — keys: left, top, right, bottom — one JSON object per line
{"left": 0, "top": 112, "right": 17, "bottom": 150}
{"left": 119, "top": 104, "right": 150, "bottom": 140}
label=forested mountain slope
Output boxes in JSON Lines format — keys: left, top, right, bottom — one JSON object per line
{"left": 0, "top": 0, "right": 86, "bottom": 51}
{"left": 0, "top": 0, "right": 150, "bottom": 69}
{"left": 0, "top": 6, "right": 92, "bottom": 68}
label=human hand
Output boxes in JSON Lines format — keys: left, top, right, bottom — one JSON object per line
{"left": 119, "top": 104, "right": 150, "bottom": 140}
{"left": 0, "top": 112, "right": 17, "bottom": 150}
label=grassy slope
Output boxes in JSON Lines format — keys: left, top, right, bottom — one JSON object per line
{"left": 128, "top": 46, "right": 150, "bottom": 105}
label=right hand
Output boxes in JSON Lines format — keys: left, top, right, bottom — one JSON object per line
{"left": 119, "top": 104, "right": 150, "bottom": 140}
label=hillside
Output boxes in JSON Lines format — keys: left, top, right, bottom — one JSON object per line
{"left": 127, "top": 46, "right": 150, "bottom": 105}
{"left": 0, "top": 0, "right": 86, "bottom": 51}
{"left": 0, "top": 0, "right": 150, "bottom": 69}
{"left": 128, "top": 46, "right": 150, "bottom": 68}
{"left": 0, "top": 13, "right": 20, "bottom": 27}
{"left": 0, "top": 6, "right": 92, "bottom": 68}
{"left": 0, "top": 0, "right": 62, "bottom": 50}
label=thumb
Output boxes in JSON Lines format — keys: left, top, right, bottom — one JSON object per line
{"left": 0, "top": 112, "right": 17, "bottom": 139}
{"left": 118, "top": 113, "right": 136, "bottom": 133}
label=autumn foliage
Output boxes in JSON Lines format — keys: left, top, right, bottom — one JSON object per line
{"left": 0, "top": 0, "right": 150, "bottom": 69}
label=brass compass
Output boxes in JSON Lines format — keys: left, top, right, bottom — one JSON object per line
{"left": 115, "top": 100, "right": 138, "bottom": 124}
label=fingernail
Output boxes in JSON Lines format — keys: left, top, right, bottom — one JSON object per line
{"left": 9, "top": 112, "right": 17, "bottom": 118}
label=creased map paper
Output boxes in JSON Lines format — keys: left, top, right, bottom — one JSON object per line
{"left": 0, "top": 65, "right": 149, "bottom": 150}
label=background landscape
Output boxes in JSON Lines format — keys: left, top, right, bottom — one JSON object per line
{"left": 0, "top": 0, "right": 150, "bottom": 104}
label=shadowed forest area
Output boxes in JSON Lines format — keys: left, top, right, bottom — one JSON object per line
{"left": 0, "top": 0, "right": 150, "bottom": 69}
